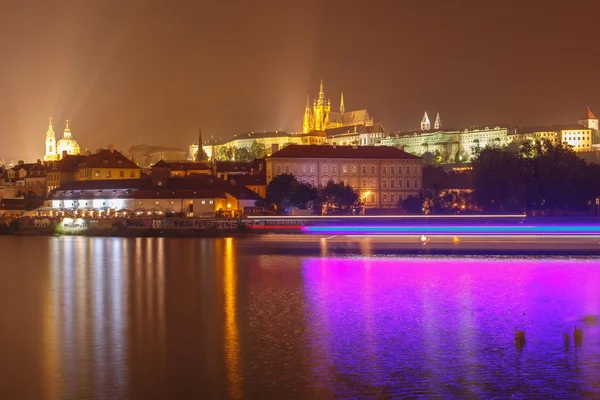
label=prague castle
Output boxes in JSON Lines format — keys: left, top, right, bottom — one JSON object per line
{"left": 302, "top": 80, "right": 373, "bottom": 133}
{"left": 44, "top": 118, "right": 81, "bottom": 161}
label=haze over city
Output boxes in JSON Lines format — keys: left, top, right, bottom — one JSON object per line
{"left": 1, "top": 0, "right": 599, "bottom": 160}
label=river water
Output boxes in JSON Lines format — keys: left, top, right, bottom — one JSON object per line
{"left": 0, "top": 236, "right": 599, "bottom": 399}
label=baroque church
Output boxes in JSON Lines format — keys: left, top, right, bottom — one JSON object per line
{"left": 43, "top": 118, "right": 81, "bottom": 161}
{"left": 302, "top": 80, "right": 373, "bottom": 133}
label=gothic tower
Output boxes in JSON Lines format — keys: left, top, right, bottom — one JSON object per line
{"left": 43, "top": 118, "right": 57, "bottom": 162}
{"left": 340, "top": 91, "right": 345, "bottom": 115}
{"left": 302, "top": 94, "right": 312, "bottom": 133}
{"left": 434, "top": 112, "right": 442, "bottom": 130}
{"left": 313, "top": 79, "right": 331, "bottom": 131}
{"left": 421, "top": 111, "right": 431, "bottom": 131}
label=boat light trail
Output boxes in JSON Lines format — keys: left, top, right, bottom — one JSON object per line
{"left": 301, "top": 225, "right": 600, "bottom": 235}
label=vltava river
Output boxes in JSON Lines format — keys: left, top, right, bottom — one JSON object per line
{"left": 0, "top": 236, "right": 599, "bottom": 399}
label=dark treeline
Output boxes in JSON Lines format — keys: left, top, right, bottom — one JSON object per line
{"left": 472, "top": 140, "right": 600, "bottom": 214}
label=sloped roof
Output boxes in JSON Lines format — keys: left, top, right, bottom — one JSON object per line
{"left": 79, "top": 149, "right": 140, "bottom": 169}
{"left": 585, "top": 107, "right": 597, "bottom": 120}
{"left": 269, "top": 145, "right": 421, "bottom": 160}
{"left": 49, "top": 176, "right": 263, "bottom": 201}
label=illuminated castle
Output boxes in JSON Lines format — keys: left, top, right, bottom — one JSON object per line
{"left": 302, "top": 80, "right": 373, "bottom": 133}
{"left": 44, "top": 118, "right": 81, "bottom": 161}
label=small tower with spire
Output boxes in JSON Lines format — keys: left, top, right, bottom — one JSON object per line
{"left": 421, "top": 111, "right": 431, "bottom": 131}
{"left": 434, "top": 112, "right": 442, "bottom": 130}
{"left": 340, "top": 91, "right": 345, "bottom": 115}
{"left": 43, "top": 117, "right": 57, "bottom": 162}
{"left": 303, "top": 94, "right": 312, "bottom": 133}
{"left": 578, "top": 106, "right": 599, "bottom": 130}
{"left": 195, "top": 124, "right": 208, "bottom": 162}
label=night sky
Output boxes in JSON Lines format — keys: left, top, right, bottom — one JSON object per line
{"left": 1, "top": 0, "right": 599, "bottom": 161}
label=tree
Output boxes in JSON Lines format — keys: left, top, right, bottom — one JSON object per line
{"left": 218, "top": 146, "right": 234, "bottom": 161}
{"left": 401, "top": 195, "right": 424, "bottom": 214}
{"left": 266, "top": 174, "right": 318, "bottom": 214}
{"left": 317, "top": 180, "right": 360, "bottom": 215}
{"left": 234, "top": 146, "right": 252, "bottom": 162}
{"left": 250, "top": 140, "right": 268, "bottom": 160}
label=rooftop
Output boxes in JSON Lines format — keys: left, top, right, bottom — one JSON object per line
{"left": 269, "top": 145, "right": 421, "bottom": 160}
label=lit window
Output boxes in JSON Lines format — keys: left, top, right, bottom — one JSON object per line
{"left": 383, "top": 194, "right": 387, "bottom": 202}
{"left": 202, "top": 200, "right": 206, "bottom": 204}
{"left": 209, "top": 200, "right": 214, "bottom": 204}
{"left": 342, "top": 165, "right": 347, "bottom": 173}
{"left": 352, "top": 166, "right": 357, "bottom": 173}
{"left": 106, "top": 171, "right": 112, "bottom": 178}
{"left": 95, "top": 171, "right": 100, "bottom": 177}
{"left": 155, "top": 201, "right": 159, "bottom": 205}
{"left": 170, "top": 201, "right": 174, "bottom": 205}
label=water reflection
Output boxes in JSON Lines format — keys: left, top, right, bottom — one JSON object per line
{"left": 301, "top": 256, "right": 600, "bottom": 398}
{"left": 223, "top": 237, "right": 242, "bottom": 399}
{"left": 1, "top": 237, "right": 599, "bottom": 398}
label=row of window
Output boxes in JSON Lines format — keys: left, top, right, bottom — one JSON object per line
{"left": 365, "top": 193, "right": 410, "bottom": 203}
{"left": 56, "top": 199, "right": 215, "bottom": 207}
{"left": 362, "top": 179, "right": 419, "bottom": 188}
{"left": 275, "top": 165, "right": 419, "bottom": 175}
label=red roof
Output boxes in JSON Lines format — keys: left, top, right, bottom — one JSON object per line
{"left": 268, "top": 145, "right": 421, "bottom": 160}
{"left": 585, "top": 107, "right": 597, "bottom": 119}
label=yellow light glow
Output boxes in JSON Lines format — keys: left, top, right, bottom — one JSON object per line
{"left": 223, "top": 238, "right": 241, "bottom": 398}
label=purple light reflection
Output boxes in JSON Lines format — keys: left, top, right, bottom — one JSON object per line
{"left": 301, "top": 256, "right": 600, "bottom": 397}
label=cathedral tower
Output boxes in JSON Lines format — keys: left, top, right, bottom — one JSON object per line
{"left": 44, "top": 118, "right": 58, "bottom": 161}
{"left": 195, "top": 124, "right": 208, "bottom": 162}
{"left": 313, "top": 79, "right": 331, "bottom": 131}
{"left": 340, "top": 91, "right": 345, "bottom": 115}
{"left": 421, "top": 111, "right": 431, "bottom": 131}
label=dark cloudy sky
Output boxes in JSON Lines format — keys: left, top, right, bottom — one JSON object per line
{"left": 1, "top": 0, "right": 599, "bottom": 161}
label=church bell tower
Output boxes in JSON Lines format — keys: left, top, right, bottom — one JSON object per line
{"left": 43, "top": 118, "right": 58, "bottom": 161}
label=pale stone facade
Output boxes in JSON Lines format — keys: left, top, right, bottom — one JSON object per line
{"left": 266, "top": 145, "right": 423, "bottom": 209}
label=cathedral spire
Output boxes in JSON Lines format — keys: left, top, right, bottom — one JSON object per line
{"left": 434, "top": 112, "right": 442, "bottom": 130}
{"left": 318, "top": 78, "right": 326, "bottom": 104}
{"left": 421, "top": 111, "right": 430, "bottom": 131}
{"left": 340, "top": 91, "right": 345, "bottom": 114}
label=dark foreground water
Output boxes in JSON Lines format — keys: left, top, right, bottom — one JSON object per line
{"left": 1, "top": 237, "right": 599, "bottom": 399}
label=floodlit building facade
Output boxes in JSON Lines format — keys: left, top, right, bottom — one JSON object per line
{"left": 266, "top": 145, "right": 423, "bottom": 208}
